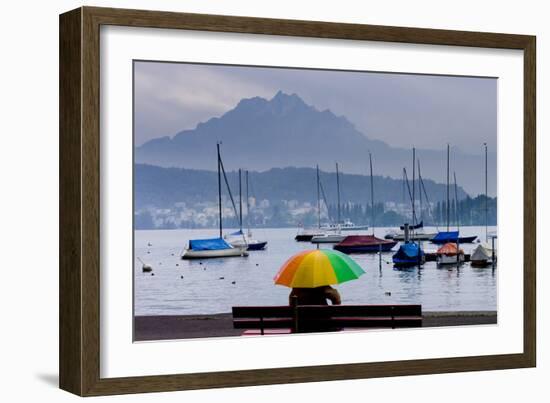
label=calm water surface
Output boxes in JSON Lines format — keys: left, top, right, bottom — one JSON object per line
{"left": 134, "top": 226, "right": 497, "bottom": 316}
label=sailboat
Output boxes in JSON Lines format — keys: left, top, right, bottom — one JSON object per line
{"left": 334, "top": 154, "right": 396, "bottom": 254}
{"left": 431, "top": 145, "right": 477, "bottom": 245}
{"left": 320, "top": 163, "right": 368, "bottom": 231}
{"left": 311, "top": 165, "right": 345, "bottom": 244}
{"left": 470, "top": 244, "right": 492, "bottom": 267}
{"left": 386, "top": 160, "right": 436, "bottom": 241}
{"left": 436, "top": 171, "right": 466, "bottom": 265}
{"left": 296, "top": 166, "right": 328, "bottom": 242}
{"left": 226, "top": 170, "right": 268, "bottom": 251}
{"left": 393, "top": 148, "right": 426, "bottom": 267}
{"left": 471, "top": 143, "right": 497, "bottom": 267}
{"left": 182, "top": 145, "right": 249, "bottom": 259}
{"left": 436, "top": 242, "right": 465, "bottom": 265}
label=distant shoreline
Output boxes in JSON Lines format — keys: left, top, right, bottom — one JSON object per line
{"left": 134, "top": 311, "right": 497, "bottom": 341}
{"left": 135, "top": 225, "right": 497, "bottom": 231}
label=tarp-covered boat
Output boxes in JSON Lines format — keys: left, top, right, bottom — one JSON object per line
{"left": 182, "top": 237, "right": 249, "bottom": 259}
{"left": 431, "top": 231, "right": 477, "bottom": 245}
{"left": 470, "top": 244, "right": 493, "bottom": 267}
{"left": 392, "top": 242, "right": 425, "bottom": 267}
{"left": 436, "top": 242, "right": 464, "bottom": 265}
{"left": 333, "top": 235, "right": 397, "bottom": 254}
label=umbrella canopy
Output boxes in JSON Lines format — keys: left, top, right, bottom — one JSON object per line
{"left": 274, "top": 249, "right": 365, "bottom": 288}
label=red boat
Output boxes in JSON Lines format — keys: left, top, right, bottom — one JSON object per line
{"left": 333, "top": 235, "right": 397, "bottom": 254}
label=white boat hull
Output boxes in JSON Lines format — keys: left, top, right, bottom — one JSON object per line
{"left": 182, "top": 247, "right": 248, "bottom": 259}
{"left": 391, "top": 232, "right": 437, "bottom": 241}
{"left": 310, "top": 234, "right": 346, "bottom": 243}
{"left": 437, "top": 254, "right": 465, "bottom": 265}
{"left": 321, "top": 225, "right": 368, "bottom": 231}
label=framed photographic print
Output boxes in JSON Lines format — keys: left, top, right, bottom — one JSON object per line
{"left": 59, "top": 6, "right": 536, "bottom": 396}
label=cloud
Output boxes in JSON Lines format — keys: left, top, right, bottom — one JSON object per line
{"left": 134, "top": 61, "right": 496, "bottom": 153}
{"left": 134, "top": 62, "right": 274, "bottom": 144}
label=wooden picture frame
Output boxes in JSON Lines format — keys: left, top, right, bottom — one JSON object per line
{"left": 59, "top": 6, "right": 536, "bottom": 396}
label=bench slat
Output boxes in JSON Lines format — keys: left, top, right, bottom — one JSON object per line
{"left": 233, "top": 318, "right": 294, "bottom": 329}
{"left": 297, "top": 305, "right": 422, "bottom": 317}
{"left": 232, "top": 306, "right": 293, "bottom": 318}
{"left": 232, "top": 304, "right": 422, "bottom": 333}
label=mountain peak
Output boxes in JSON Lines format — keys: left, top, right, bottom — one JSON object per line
{"left": 271, "top": 90, "right": 304, "bottom": 104}
{"left": 266, "top": 90, "right": 310, "bottom": 115}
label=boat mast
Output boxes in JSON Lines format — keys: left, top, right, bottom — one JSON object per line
{"left": 454, "top": 172, "right": 459, "bottom": 232}
{"left": 336, "top": 162, "right": 341, "bottom": 224}
{"left": 369, "top": 152, "right": 374, "bottom": 235}
{"left": 446, "top": 144, "right": 450, "bottom": 232}
{"left": 418, "top": 159, "right": 423, "bottom": 223}
{"left": 412, "top": 147, "right": 416, "bottom": 227}
{"left": 316, "top": 165, "right": 321, "bottom": 229}
{"left": 217, "top": 143, "right": 222, "bottom": 238}
{"left": 238, "top": 168, "right": 243, "bottom": 232}
{"left": 484, "top": 143, "right": 488, "bottom": 243}
{"left": 246, "top": 170, "right": 250, "bottom": 236}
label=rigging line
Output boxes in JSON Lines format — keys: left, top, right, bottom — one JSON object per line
{"left": 218, "top": 156, "right": 240, "bottom": 223}
{"left": 319, "top": 179, "right": 332, "bottom": 223}
{"left": 454, "top": 171, "right": 460, "bottom": 232}
{"left": 419, "top": 173, "right": 439, "bottom": 232}
{"left": 245, "top": 171, "right": 267, "bottom": 238}
{"left": 403, "top": 168, "right": 414, "bottom": 205}
{"left": 404, "top": 168, "right": 418, "bottom": 229}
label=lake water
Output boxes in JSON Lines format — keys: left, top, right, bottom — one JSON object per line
{"left": 134, "top": 226, "right": 497, "bottom": 316}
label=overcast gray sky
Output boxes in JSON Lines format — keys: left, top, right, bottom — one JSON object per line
{"left": 134, "top": 61, "right": 496, "bottom": 153}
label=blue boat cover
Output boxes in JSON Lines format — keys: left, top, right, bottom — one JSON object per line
{"left": 396, "top": 243, "right": 424, "bottom": 258}
{"left": 189, "top": 237, "right": 231, "bottom": 251}
{"left": 230, "top": 230, "right": 244, "bottom": 236}
{"left": 432, "top": 231, "right": 459, "bottom": 242}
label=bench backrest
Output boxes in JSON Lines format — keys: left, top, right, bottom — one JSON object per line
{"left": 232, "top": 304, "right": 422, "bottom": 333}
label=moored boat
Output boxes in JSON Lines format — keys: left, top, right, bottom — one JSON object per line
{"left": 226, "top": 230, "right": 268, "bottom": 251}
{"left": 392, "top": 242, "right": 426, "bottom": 267}
{"left": 432, "top": 145, "right": 478, "bottom": 245}
{"left": 436, "top": 242, "right": 464, "bottom": 265}
{"left": 400, "top": 221, "right": 424, "bottom": 230}
{"left": 321, "top": 220, "right": 368, "bottom": 231}
{"left": 334, "top": 235, "right": 397, "bottom": 254}
{"left": 470, "top": 244, "right": 494, "bottom": 267}
{"left": 310, "top": 233, "right": 346, "bottom": 244}
{"left": 234, "top": 170, "right": 268, "bottom": 251}
{"left": 430, "top": 231, "right": 477, "bottom": 245}
{"left": 182, "top": 144, "right": 250, "bottom": 260}
{"left": 182, "top": 237, "right": 248, "bottom": 259}
{"left": 390, "top": 230, "right": 436, "bottom": 241}
{"left": 295, "top": 230, "right": 324, "bottom": 242}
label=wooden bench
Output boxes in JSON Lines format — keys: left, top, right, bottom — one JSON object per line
{"left": 232, "top": 304, "right": 422, "bottom": 335}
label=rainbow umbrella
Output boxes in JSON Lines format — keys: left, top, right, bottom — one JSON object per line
{"left": 274, "top": 249, "right": 365, "bottom": 288}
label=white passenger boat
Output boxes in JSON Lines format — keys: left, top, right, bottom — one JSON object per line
{"left": 321, "top": 220, "right": 368, "bottom": 232}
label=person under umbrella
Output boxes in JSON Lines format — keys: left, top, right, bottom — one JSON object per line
{"left": 274, "top": 249, "right": 365, "bottom": 331}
